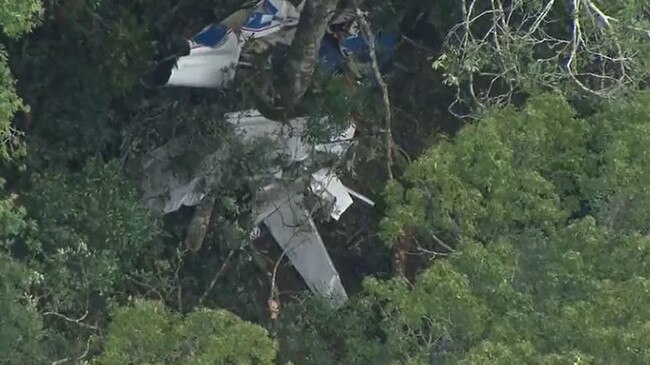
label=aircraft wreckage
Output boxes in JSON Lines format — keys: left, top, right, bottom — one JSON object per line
{"left": 140, "top": 0, "right": 396, "bottom": 307}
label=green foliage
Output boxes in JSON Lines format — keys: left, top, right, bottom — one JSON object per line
{"left": 0, "top": 0, "right": 42, "bottom": 37}
{"left": 0, "top": 175, "right": 42, "bottom": 365}
{"left": 276, "top": 297, "right": 388, "bottom": 365}
{"left": 95, "top": 299, "right": 278, "bottom": 364}
{"left": 381, "top": 92, "right": 650, "bottom": 244}
{"left": 5, "top": 1, "right": 650, "bottom": 364}
{"left": 0, "top": 254, "right": 44, "bottom": 365}
{"left": 373, "top": 92, "right": 650, "bottom": 363}
{"left": 102, "top": 4, "right": 156, "bottom": 93}
{"left": 9, "top": 0, "right": 162, "bottom": 165}
{"left": 0, "top": 48, "right": 24, "bottom": 161}
{"left": 18, "top": 159, "right": 161, "bottom": 314}
{"left": 0, "top": 159, "right": 166, "bottom": 361}
{"left": 0, "top": 0, "right": 42, "bottom": 161}
{"left": 280, "top": 92, "right": 650, "bottom": 364}
{"left": 0, "top": 190, "right": 26, "bottom": 239}
{"left": 301, "top": 74, "right": 373, "bottom": 155}
{"left": 366, "top": 218, "right": 650, "bottom": 364}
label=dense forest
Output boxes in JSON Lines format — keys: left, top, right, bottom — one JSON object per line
{"left": 2, "top": 0, "right": 650, "bottom": 363}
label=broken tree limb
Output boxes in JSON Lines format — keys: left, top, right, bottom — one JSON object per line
{"left": 184, "top": 195, "right": 217, "bottom": 252}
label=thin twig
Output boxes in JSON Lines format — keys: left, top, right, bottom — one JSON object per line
{"left": 198, "top": 247, "right": 239, "bottom": 305}
{"left": 401, "top": 35, "right": 436, "bottom": 53}
{"left": 440, "top": 0, "right": 639, "bottom": 117}
{"left": 431, "top": 233, "right": 456, "bottom": 253}
{"left": 173, "top": 244, "right": 187, "bottom": 312}
{"left": 270, "top": 246, "right": 290, "bottom": 300}
{"left": 51, "top": 336, "right": 92, "bottom": 365}
{"left": 126, "top": 274, "right": 165, "bottom": 301}
{"left": 267, "top": 240, "right": 293, "bottom": 321}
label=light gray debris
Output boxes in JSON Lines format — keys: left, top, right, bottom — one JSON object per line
{"left": 254, "top": 180, "right": 348, "bottom": 308}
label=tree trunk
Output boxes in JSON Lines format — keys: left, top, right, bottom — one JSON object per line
{"left": 255, "top": 0, "right": 339, "bottom": 120}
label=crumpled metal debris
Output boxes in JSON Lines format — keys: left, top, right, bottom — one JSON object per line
{"left": 227, "top": 110, "right": 372, "bottom": 307}
{"left": 248, "top": 167, "right": 370, "bottom": 308}
{"left": 165, "top": 24, "right": 241, "bottom": 89}
{"left": 240, "top": 0, "right": 303, "bottom": 48}
{"left": 139, "top": 110, "right": 372, "bottom": 307}
{"left": 147, "top": 0, "right": 398, "bottom": 88}
{"left": 310, "top": 167, "right": 354, "bottom": 221}
{"left": 140, "top": 0, "right": 389, "bottom": 306}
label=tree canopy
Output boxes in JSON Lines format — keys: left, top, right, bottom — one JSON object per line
{"left": 1, "top": 0, "right": 649, "bottom": 364}
{"left": 95, "top": 299, "right": 277, "bottom": 364}
{"left": 278, "top": 92, "right": 650, "bottom": 364}
{"left": 377, "top": 92, "right": 650, "bottom": 363}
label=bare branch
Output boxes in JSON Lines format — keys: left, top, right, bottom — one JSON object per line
{"left": 438, "top": 0, "right": 647, "bottom": 117}
{"left": 42, "top": 295, "right": 100, "bottom": 332}
{"left": 431, "top": 233, "right": 456, "bottom": 253}
{"left": 356, "top": 9, "right": 396, "bottom": 179}
{"left": 267, "top": 229, "right": 296, "bottom": 320}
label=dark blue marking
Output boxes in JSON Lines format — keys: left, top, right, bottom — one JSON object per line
{"left": 192, "top": 24, "right": 230, "bottom": 48}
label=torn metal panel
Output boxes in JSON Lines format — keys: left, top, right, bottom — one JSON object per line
{"left": 251, "top": 168, "right": 374, "bottom": 307}
{"left": 159, "top": 177, "right": 207, "bottom": 214}
{"left": 136, "top": 0, "right": 395, "bottom": 305}
{"left": 149, "top": 0, "right": 400, "bottom": 90}
{"left": 318, "top": 33, "right": 344, "bottom": 76}
{"left": 310, "top": 168, "right": 354, "bottom": 221}
{"left": 253, "top": 179, "right": 305, "bottom": 225}
{"left": 224, "top": 110, "right": 310, "bottom": 164}
{"left": 140, "top": 110, "right": 356, "bottom": 218}
{"left": 325, "top": 10, "right": 400, "bottom": 78}
{"left": 240, "top": 0, "right": 303, "bottom": 43}
{"left": 138, "top": 110, "right": 365, "bottom": 305}
{"left": 309, "top": 167, "right": 375, "bottom": 220}
{"left": 165, "top": 24, "right": 242, "bottom": 88}
{"left": 224, "top": 110, "right": 356, "bottom": 165}
{"left": 313, "top": 122, "right": 356, "bottom": 156}
{"left": 256, "top": 182, "right": 348, "bottom": 308}
{"left": 219, "top": 7, "right": 256, "bottom": 33}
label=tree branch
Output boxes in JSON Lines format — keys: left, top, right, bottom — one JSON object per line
{"left": 268, "top": 241, "right": 291, "bottom": 320}
{"left": 198, "top": 246, "right": 239, "bottom": 305}
{"left": 42, "top": 295, "right": 100, "bottom": 332}
{"left": 431, "top": 233, "right": 456, "bottom": 253}
{"left": 439, "top": 0, "right": 642, "bottom": 117}
{"left": 356, "top": 8, "right": 396, "bottom": 179}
